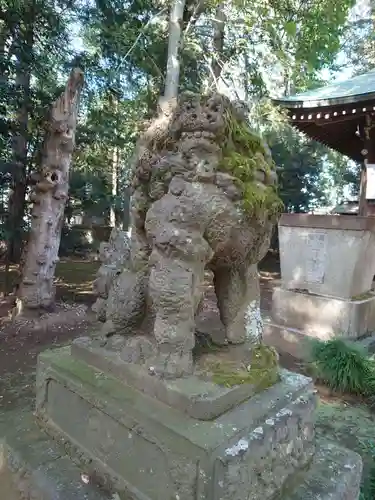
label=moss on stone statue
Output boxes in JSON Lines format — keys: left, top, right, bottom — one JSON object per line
{"left": 241, "top": 182, "right": 284, "bottom": 219}
{"left": 207, "top": 345, "right": 280, "bottom": 389}
{"left": 220, "top": 108, "right": 284, "bottom": 220}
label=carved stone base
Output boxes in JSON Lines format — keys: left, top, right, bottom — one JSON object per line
{"left": 0, "top": 406, "right": 363, "bottom": 500}
{"left": 69, "top": 336, "right": 278, "bottom": 420}
{"left": 33, "top": 345, "right": 362, "bottom": 500}
{"left": 0, "top": 410, "right": 111, "bottom": 500}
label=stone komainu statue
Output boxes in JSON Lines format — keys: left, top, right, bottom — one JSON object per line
{"left": 102, "top": 92, "right": 283, "bottom": 378}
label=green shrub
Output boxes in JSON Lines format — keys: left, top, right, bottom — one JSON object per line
{"left": 310, "top": 339, "right": 375, "bottom": 396}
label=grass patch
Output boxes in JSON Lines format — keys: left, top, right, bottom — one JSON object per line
{"left": 309, "top": 339, "right": 375, "bottom": 396}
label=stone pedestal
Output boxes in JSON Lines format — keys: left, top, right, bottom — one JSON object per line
{"left": 268, "top": 214, "right": 375, "bottom": 357}
{"left": 9, "top": 338, "right": 357, "bottom": 500}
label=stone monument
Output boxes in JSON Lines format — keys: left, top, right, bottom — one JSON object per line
{"left": 0, "top": 93, "right": 362, "bottom": 499}
{"left": 264, "top": 214, "right": 375, "bottom": 359}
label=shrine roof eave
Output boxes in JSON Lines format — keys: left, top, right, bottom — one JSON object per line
{"left": 290, "top": 120, "right": 364, "bottom": 163}
{"left": 273, "top": 91, "right": 375, "bottom": 109}
{"left": 273, "top": 71, "right": 375, "bottom": 110}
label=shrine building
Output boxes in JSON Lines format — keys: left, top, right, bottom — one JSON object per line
{"left": 274, "top": 71, "right": 375, "bottom": 215}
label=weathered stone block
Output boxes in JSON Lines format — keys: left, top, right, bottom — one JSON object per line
{"left": 70, "top": 336, "right": 279, "bottom": 420}
{"left": 288, "top": 442, "right": 362, "bottom": 500}
{"left": 36, "top": 347, "right": 319, "bottom": 500}
{"left": 0, "top": 410, "right": 111, "bottom": 500}
{"left": 272, "top": 287, "right": 375, "bottom": 340}
{"left": 278, "top": 214, "right": 375, "bottom": 299}
{"left": 0, "top": 408, "right": 363, "bottom": 500}
{"left": 92, "top": 228, "right": 130, "bottom": 322}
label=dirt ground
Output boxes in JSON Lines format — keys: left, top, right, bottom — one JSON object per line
{"left": 0, "top": 258, "right": 100, "bottom": 410}
{"left": 0, "top": 256, "right": 375, "bottom": 496}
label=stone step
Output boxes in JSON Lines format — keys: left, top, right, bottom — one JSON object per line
{"left": 286, "top": 441, "right": 362, "bottom": 500}
{"left": 0, "top": 409, "right": 112, "bottom": 500}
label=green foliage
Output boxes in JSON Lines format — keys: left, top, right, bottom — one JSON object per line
{"left": 241, "top": 183, "right": 284, "bottom": 219}
{"left": 310, "top": 339, "right": 375, "bottom": 396}
{"left": 247, "top": 98, "right": 350, "bottom": 213}
{"left": 0, "top": 0, "right": 361, "bottom": 266}
{"left": 267, "top": 124, "right": 332, "bottom": 212}
{"left": 222, "top": 0, "right": 355, "bottom": 99}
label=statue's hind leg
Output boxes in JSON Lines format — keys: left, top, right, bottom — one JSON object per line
{"left": 213, "top": 263, "right": 262, "bottom": 345}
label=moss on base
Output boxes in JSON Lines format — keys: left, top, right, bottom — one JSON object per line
{"left": 208, "top": 344, "right": 279, "bottom": 389}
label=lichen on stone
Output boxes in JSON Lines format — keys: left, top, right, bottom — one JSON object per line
{"left": 225, "top": 438, "right": 249, "bottom": 457}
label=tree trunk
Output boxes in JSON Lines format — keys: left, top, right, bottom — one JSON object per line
{"left": 6, "top": 6, "right": 34, "bottom": 266}
{"left": 109, "top": 90, "right": 120, "bottom": 227}
{"left": 15, "top": 68, "right": 84, "bottom": 316}
{"left": 164, "top": 0, "right": 186, "bottom": 100}
{"left": 110, "top": 145, "right": 119, "bottom": 227}
{"left": 212, "top": 2, "right": 226, "bottom": 83}
{"left": 6, "top": 68, "right": 29, "bottom": 265}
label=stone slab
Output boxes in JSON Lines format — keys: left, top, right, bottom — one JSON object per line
{"left": 36, "top": 347, "right": 319, "bottom": 500}
{"left": 0, "top": 408, "right": 362, "bottom": 500}
{"left": 70, "top": 336, "right": 276, "bottom": 421}
{"left": 287, "top": 442, "right": 362, "bottom": 500}
{"left": 278, "top": 215, "right": 375, "bottom": 299}
{"left": 279, "top": 213, "right": 375, "bottom": 232}
{"left": 263, "top": 318, "right": 375, "bottom": 362}
{"left": 0, "top": 409, "right": 112, "bottom": 500}
{"left": 272, "top": 287, "right": 375, "bottom": 340}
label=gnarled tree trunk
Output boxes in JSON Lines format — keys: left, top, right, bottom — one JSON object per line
{"left": 15, "top": 68, "right": 84, "bottom": 316}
